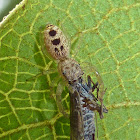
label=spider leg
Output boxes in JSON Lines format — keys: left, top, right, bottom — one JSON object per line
{"left": 56, "top": 81, "right": 68, "bottom": 117}
{"left": 26, "top": 68, "right": 57, "bottom": 82}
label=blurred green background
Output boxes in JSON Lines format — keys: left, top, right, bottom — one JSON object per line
{"left": 0, "top": 0, "right": 22, "bottom": 22}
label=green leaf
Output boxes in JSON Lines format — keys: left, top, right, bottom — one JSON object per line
{"left": 0, "top": 0, "right": 140, "bottom": 139}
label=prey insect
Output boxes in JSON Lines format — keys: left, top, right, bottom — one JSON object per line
{"left": 42, "top": 24, "right": 108, "bottom": 139}
{"left": 59, "top": 58, "right": 108, "bottom": 140}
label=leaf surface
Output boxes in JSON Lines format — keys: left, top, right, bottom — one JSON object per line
{"left": 0, "top": 0, "right": 140, "bottom": 139}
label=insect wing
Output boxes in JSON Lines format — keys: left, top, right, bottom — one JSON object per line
{"left": 69, "top": 90, "right": 84, "bottom": 140}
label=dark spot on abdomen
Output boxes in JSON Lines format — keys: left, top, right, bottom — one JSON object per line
{"left": 55, "top": 48, "right": 59, "bottom": 53}
{"left": 60, "top": 46, "right": 63, "bottom": 51}
{"left": 49, "top": 30, "right": 56, "bottom": 36}
{"left": 52, "top": 38, "right": 60, "bottom": 45}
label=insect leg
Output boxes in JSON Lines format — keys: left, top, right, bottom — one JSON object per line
{"left": 83, "top": 64, "right": 106, "bottom": 119}
{"left": 86, "top": 73, "right": 107, "bottom": 118}
{"left": 87, "top": 75, "right": 98, "bottom": 93}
